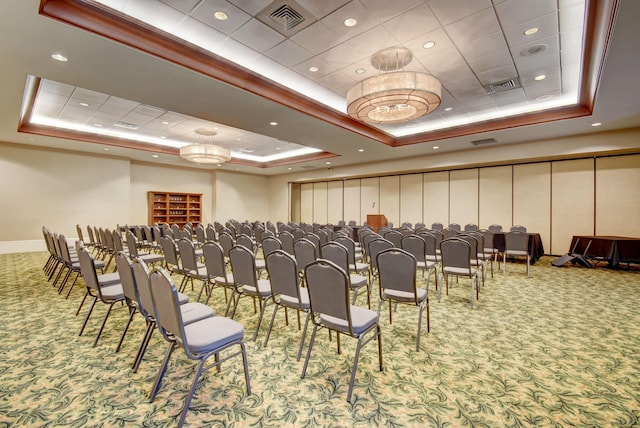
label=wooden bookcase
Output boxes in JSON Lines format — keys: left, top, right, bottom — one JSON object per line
{"left": 148, "top": 191, "right": 202, "bottom": 227}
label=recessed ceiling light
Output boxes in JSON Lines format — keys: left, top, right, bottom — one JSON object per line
{"left": 444, "top": 107, "right": 453, "bottom": 112}
{"left": 152, "top": 154, "right": 159, "bottom": 158}
{"left": 287, "top": 167, "right": 292, "bottom": 170}
{"left": 103, "top": 148, "right": 109, "bottom": 151}
{"left": 275, "top": 147, "right": 281, "bottom": 150}
{"left": 344, "top": 18, "right": 357, "bottom": 27}
{"left": 355, "top": 68, "right": 366, "bottom": 74}
{"left": 217, "top": 164, "right": 222, "bottom": 167}
{"left": 433, "top": 146, "right": 440, "bottom": 150}
{"left": 51, "top": 53, "right": 68, "bottom": 62}
{"left": 270, "top": 121, "right": 278, "bottom": 126}
{"left": 534, "top": 74, "right": 546, "bottom": 81}
{"left": 591, "top": 122, "right": 602, "bottom": 127}
{"left": 79, "top": 102, "right": 89, "bottom": 107}
{"left": 309, "top": 66, "right": 319, "bottom": 72}
{"left": 524, "top": 27, "right": 539, "bottom": 36}
{"left": 358, "top": 148, "right": 364, "bottom": 152}
{"left": 236, "top": 138, "right": 242, "bottom": 141}
{"left": 325, "top": 161, "right": 331, "bottom": 165}
{"left": 93, "top": 123, "right": 102, "bottom": 127}
{"left": 161, "top": 121, "right": 169, "bottom": 125}
{"left": 423, "top": 41, "right": 436, "bottom": 49}
{"left": 214, "top": 11, "right": 228, "bottom": 21}
{"left": 160, "top": 136, "right": 167, "bottom": 139}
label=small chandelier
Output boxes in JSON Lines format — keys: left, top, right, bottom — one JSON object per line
{"left": 180, "top": 128, "right": 231, "bottom": 164}
{"left": 347, "top": 47, "right": 441, "bottom": 124}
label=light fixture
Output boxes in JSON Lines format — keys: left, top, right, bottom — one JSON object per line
{"left": 180, "top": 128, "right": 231, "bottom": 164}
{"left": 534, "top": 74, "right": 546, "bottom": 81}
{"left": 309, "top": 66, "right": 319, "bottom": 72}
{"left": 347, "top": 47, "right": 441, "bottom": 124}
{"left": 214, "top": 11, "right": 228, "bottom": 20}
{"left": 51, "top": 53, "right": 68, "bottom": 62}
{"left": 524, "top": 27, "right": 539, "bottom": 36}
{"left": 423, "top": 41, "right": 436, "bottom": 49}
{"left": 344, "top": 18, "right": 357, "bottom": 27}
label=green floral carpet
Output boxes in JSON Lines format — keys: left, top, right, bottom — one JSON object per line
{"left": 1, "top": 251, "right": 639, "bottom": 427}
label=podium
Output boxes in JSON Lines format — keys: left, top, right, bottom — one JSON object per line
{"left": 367, "top": 214, "right": 388, "bottom": 233}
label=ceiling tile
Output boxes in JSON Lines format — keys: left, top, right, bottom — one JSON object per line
{"left": 359, "top": 0, "right": 425, "bottom": 23}
{"left": 476, "top": 64, "right": 519, "bottom": 86}
{"left": 427, "top": 0, "right": 492, "bottom": 26}
{"left": 295, "top": 0, "right": 351, "bottom": 20}
{"left": 191, "top": 0, "right": 252, "bottom": 34}
{"left": 495, "top": 0, "right": 557, "bottom": 28}
{"left": 320, "top": 1, "right": 379, "bottom": 38}
{"left": 445, "top": 8, "right": 502, "bottom": 48}
{"left": 290, "top": 21, "right": 341, "bottom": 55}
{"left": 227, "top": 0, "right": 272, "bottom": 16}
{"left": 381, "top": 4, "right": 441, "bottom": 44}
{"left": 159, "top": 0, "right": 201, "bottom": 14}
{"left": 231, "top": 18, "right": 286, "bottom": 52}
{"left": 265, "top": 40, "right": 313, "bottom": 68}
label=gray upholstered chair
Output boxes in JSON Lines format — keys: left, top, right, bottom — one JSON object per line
{"left": 320, "top": 242, "right": 370, "bottom": 308}
{"left": 377, "top": 248, "right": 429, "bottom": 351}
{"left": 439, "top": 238, "right": 479, "bottom": 308}
{"left": 202, "top": 241, "right": 234, "bottom": 309}
{"left": 148, "top": 268, "right": 251, "bottom": 428}
{"left": 400, "top": 234, "right": 437, "bottom": 286}
{"left": 302, "top": 259, "right": 383, "bottom": 403}
{"left": 177, "top": 237, "right": 211, "bottom": 300}
{"left": 264, "top": 250, "right": 310, "bottom": 360}
{"left": 504, "top": 231, "right": 531, "bottom": 277}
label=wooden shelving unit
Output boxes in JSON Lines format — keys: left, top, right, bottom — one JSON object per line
{"left": 148, "top": 191, "right": 202, "bottom": 227}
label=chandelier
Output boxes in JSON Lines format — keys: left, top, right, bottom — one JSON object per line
{"left": 180, "top": 128, "right": 231, "bottom": 164}
{"left": 347, "top": 47, "right": 441, "bottom": 124}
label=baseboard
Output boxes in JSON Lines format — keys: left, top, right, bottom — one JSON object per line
{"left": 0, "top": 240, "right": 47, "bottom": 254}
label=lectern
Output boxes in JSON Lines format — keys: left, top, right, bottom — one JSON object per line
{"left": 367, "top": 214, "right": 388, "bottom": 233}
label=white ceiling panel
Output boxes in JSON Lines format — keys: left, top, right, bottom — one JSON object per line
{"left": 427, "top": 0, "right": 493, "bottom": 26}
{"left": 231, "top": 18, "right": 286, "bottom": 52}
{"left": 495, "top": 0, "right": 558, "bottom": 28}
{"left": 380, "top": 4, "right": 441, "bottom": 44}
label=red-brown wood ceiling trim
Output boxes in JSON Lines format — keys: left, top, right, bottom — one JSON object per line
{"left": 36, "top": 0, "right": 615, "bottom": 164}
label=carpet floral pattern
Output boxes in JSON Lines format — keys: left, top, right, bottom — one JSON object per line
{"left": 1, "top": 251, "right": 640, "bottom": 427}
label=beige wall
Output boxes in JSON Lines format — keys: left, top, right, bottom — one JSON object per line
{"left": 213, "top": 171, "right": 270, "bottom": 223}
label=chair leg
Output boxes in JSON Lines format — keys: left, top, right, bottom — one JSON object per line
{"left": 133, "top": 321, "right": 156, "bottom": 373}
{"left": 240, "top": 342, "right": 252, "bottom": 395}
{"left": 177, "top": 357, "right": 208, "bottom": 428}
{"left": 301, "top": 324, "right": 319, "bottom": 379}
{"left": 93, "top": 301, "right": 118, "bottom": 347}
{"left": 116, "top": 306, "right": 137, "bottom": 353}
{"left": 252, "top": 297, "right": 272, "bottom": 341}
{"left": 79, "top": 297, "right": 98, "bottom": 336}
{"left": 150, "top": 341, "right": 176, "bottom": 403}
{"left": 263, "top": 304, "right": 280, "bottom": 347}
{"left": 76, "top": 291, "right": 90, "bottom": 316}
{"left": 296, "top": 312, "right": 311, "bottom": 361}
{"left": 346, "top": 335, "right": 366, "bottom": 403}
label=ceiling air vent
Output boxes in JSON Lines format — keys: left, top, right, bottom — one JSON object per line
{"left": 471, "top": 138, "right": 497, "bottom": 146}
{"left": 484, "top": 77, "right": 521, "bottom": 95}
{"left": 257, "top": 0, "right": 316, "bottom": 36}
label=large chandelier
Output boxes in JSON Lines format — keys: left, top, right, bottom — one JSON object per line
{"left": 180, "top": 128, "right": 231, "bottom": 164}
{"left": 347, "top": 47, "right": 441, "bottom": 124}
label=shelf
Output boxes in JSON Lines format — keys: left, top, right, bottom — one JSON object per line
{"left": 148, "top": 191, "right": 202, "bottom": 226}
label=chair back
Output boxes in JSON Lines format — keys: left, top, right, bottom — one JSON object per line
{"left": 87, "top": 225, "right": 96, "bottom": 244}
{"left": 457, "top": 234, "right": 479, "bottom": 259}
{"left": 442, "top": 228, "right": 458, "bottom": 239}
{"left": 479, "top": 229, "right": 495, "bottom": 250}
{"left": 76, "top": 224, "right": 85, "bottom": 243}
{"left": 488, "top": 224, "right": 503, "bottom": 233}
{"left": 440, "top": 238, "right": 472, "bottom": 271}
{"left": 219, "top": 232, "right": 235, "bottom": 258}
{"left": 400, "top": 235, "right": 427, "bottom": 263}
{"left": 431, "top": 222, "right": 444, "bottom": 231}
{"left": 132, "top": 258, "right": 155, "bottom": 320}
{"left": 262, "top": 237, "right": 282, "bottom": 258}
{"left": 160, "top": 235, "right": 180, "bottom": 269}
{"left": 279, "top": 231, "right": 295, "bottom": 255}
{"left": 57, "top": 235, "right": 74, "bottom": 266}
{"left": 229, "top": 245, "right": 258, "bottom": 288}
{"left": 149, "top": 268, "right": 186, "bottom": 345}
{"left": 126, "top": 231, "right": 141, "bottom": 257}
{"left": 448, "top": 223, "right": 461, "bottom": 232}
{"left": 505, "top": 231, "right": 528, "bottom": 251}
{"left": 320, "top": 242, "right": 350, "bottom": 273}
{"left": 177, "top": 238, "right": 198, "bottom": 271}
{"left": 78, "top": 246, "right": 100, "bottom": 291}
{"left": 265, "top": 250, "right": 300, "bottom": 301}
{"left": 206, "top": 224, "right": 217, "bottom": 241}
{"left": 464, "top": 223, "right": 479, "bottom": 232}
{"left": 104, "top": 228, "right": 116, "bottom": 253}
{"left": 240, "top": 223, "right": 253, "bottom": 238}
{"left": 362, "top": 232, "right": 382, "bottom": 260}
{"left": 418, "top": 232, "right": 439, "bottom": 261}
{"left": 260, "top": 229, "right": 275, "bottom": 243}
{"left": 368, "top": 238, "right": 394, "bottom": 272}
{"left": 304, "top": 260, "right": 351, "bottom": 332}
{"left": 202, "top": 241, "right": 227, "bottom": 279}
{"left": 195, "top": 225, "right": 206, "bottom": 245}
{"left": 315, "top": 229, "right": 328, "bottom": 246}
{"left": 510, "top": 225, "right": 527, "bottom": 232}
{"left": 377, "top": 248, "right": 418, "bottom": 297}
{"left": 115, "top": 252, "right": 138, "bottom": 304}
{"left": 294, "top": 238, "right": 317, "bottom": 271}
{"left": 236, "top": 234, "right": 256, "bottom": 253}
{"left": 383, "top": 230, "right": 403, "bottom": 248}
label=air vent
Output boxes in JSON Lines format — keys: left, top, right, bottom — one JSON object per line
{"left": 484, "top": 77, "right": 521, "bottom": 95}
{"left": 113, "top": 121, "right": 139, "bottom": 130}
{"left": 471, "top": 138, "right": 497, "bottom": 146}
{"left": 300, "top": 165, "right": 315, "bottom": 169}
{"left": 257, "top": 0, "right": 316, "bottom": 36}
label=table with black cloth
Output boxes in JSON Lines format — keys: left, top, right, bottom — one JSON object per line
{"left": 493, "top": 232, "right": 545, "bottom": 264}
{"left": 569, "top": 235, "right": 640, "bottom": 267}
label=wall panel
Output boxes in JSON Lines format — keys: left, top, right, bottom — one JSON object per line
{"left": 479, "top": 165, "right": 512, "bottom": 230}
{"left": 450, "top": 169, "right": 479, "bottom": 228}
{"left": 343, "top": 179, "right": 361, "bottom": 225}
{"left": 379, "top": 176, "right": 400, "bottom": 227}
{"left": 596, "top": 154, "right": 640, "bottom": 237}
{"left": 327, "top": 181, "right": 344, "bottom": 225}
{"left": 313, "top": 182, "right": 328, "bottom": 224}
{"left": 423, "top": 171, "right": 449, "bottom": 227}
{"left": 400, "top": 174, "right": 423, "bottom": 226}
{"left": 551, "top": 159, "right": 594, "bottom": 254}
{"left": 300, "top": 183, "right": 313, "bottom": 224}
{"left": 360, "top": 177, "right": 379, "bottom": 225}
{"left": 513, "top": 162, "right": 551, "bottom": 253}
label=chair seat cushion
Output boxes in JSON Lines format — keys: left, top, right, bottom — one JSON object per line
{"left": 383, "top": 287, "right": 427, "bottom": 304}
{"left": 242, "top": 278, "right": 272, "bottom": 297}
{"left": 140, "top": 253, "right": 164, "bottom": 264}
{"left": 349, "top": 274, "right": 368, "bottom": 288}
{"left": 100, "top": 283, "right": 124, "bottom": 300}
{"left": 279, "top": 286, "right": 310, "bottom": 310}
{"left": 180, "top": 302, "right": 215, "bottom": 325}
{"left": 214, "top": 272, "right": 234, "bottom": 286}
{"left": 505, "top": 250, "right": 528, "bottom": 256}
{"left": 320, "top": 305, "right": 378, "bottom": 335}
{"left": 177, "top": 291, "right": 189, "bottom": 305}
{"left": 188, "top": 266, "right": 209, "bottom": 280}
{"left": 184, "top": 316, "right": 245, "bottom": 354}
{"left": 443, "top": 266, "right": 476, "bottom": 276}
{"left": 97, "top": 272, "right": 120, "bottom": 286}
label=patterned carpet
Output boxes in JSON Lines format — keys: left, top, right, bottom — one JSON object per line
{"left": 1, "top": 251, "right": 639, "bottom": 427}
